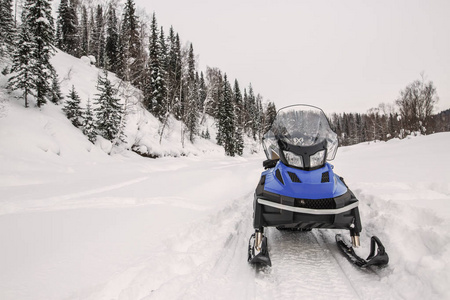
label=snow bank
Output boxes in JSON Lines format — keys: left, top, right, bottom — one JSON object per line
{"left": 334, "top": 133, "right": 450, "bottom": 299}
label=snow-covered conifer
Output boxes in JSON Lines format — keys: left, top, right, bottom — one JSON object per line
{"left": 91, "top": 5, "right": 105, "bottom": 68}
{"left": 94, "top": 70, "right": 123, "bottom": 141}
{"left": 199, "top": 72, "right": 207, "bottom": 110}
{"left": 234, "top": 126, "right": 244, "bottom": 156}
{"left": 56, "top": 0, "right": 79, "bottom": 57}
{"left": 0, "top": 0, "right": 15, "bottom": 55}
{"left": 23, "top": 0, "right": 56, "bottom": 108}
{"left": 63, "top": 85, "right": 83, "bottom": 127}
{"left": 7, "top": 18, "right": 35, "bottom": 108}
{"left": 144, "top": 13, "right": 166, "bottom": 120}
{"left": 167, "top": 28, "right": 183, "bottom": 120}
{"left": 233, "top": 79, "right": 244, "bottom": 155}
{"left": 217, "top": 74, "right": 236, "bottom": 156}
{"left": 119, "top": 0, "right": 143, "bottom": 87}
{"left": 82, "top": 98, "right": 97, "bottom": 143}
{"left": 185, "top": 44, "right": 198, "bottom": 142}
{"left": 80, "top": 5, "right": 89, "bottom": 56}
{"left": 50, "top": 73, "right": 63, "bottom": 104}
{"left": 105, "top": 4, "right": 119, "bottom": 73}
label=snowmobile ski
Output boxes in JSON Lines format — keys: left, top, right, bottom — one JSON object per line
{"left": 248, "top": 233, "right": 271, "bottom": 267}
{"left": 336, "top": 234, "right": 389, "bottom": 268}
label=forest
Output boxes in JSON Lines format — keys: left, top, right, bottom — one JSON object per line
{"left": 329, "top": 77, "right": 448, "bottom": 146}
{"left": 0, "top": 0, "right": 447, "bottom": 155}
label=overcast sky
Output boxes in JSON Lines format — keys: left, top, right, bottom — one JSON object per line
{"left": 131, "top": 0, "right": 450, "bottom": 114}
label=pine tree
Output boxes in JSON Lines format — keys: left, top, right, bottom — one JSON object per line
{"left": 92, "top": 5, "right": 105, "bottom": 67}
{"left": 80, "top": 5, "right": 89, "bottom": 56}
{"left": 57, "top": 0, "right": 79, "bottom": 56}
{"left": 264, "top": 101, "right": 277, "bottom": 133}
{"left": 105, "top": 4, "right": 119, "bottom": 73}
{"left": 50, "top": 73, "right": 63, "bottom": 104}
{"left": 242, "top": 88, "right": 249, "bottom": 134}
{"left": 246, "top": 84, "right": 257, "bottom": 139}
{"left": 204, "top": 66, "right": 223, "bottom": 119}
{"left": 88, "top": 8, "right": 95, "bottom": 57}
{"left": 159, "top": 26, "right": 168, "bottom": 106}
{"left": 63, "top": 85, "right": 83, "bottom": 127}
{"left": 233, "top": 79, "right": 243, "bottom": 127}
{"left": 167, "top": 28, "right": 183, "bottom": 119}
{"left": 82, "top": 98, "right": 96, "bottom": 143}
{"left": 144, "top": 13, "right": 166, "bottom": 119}
{"left": 56, "top": 0, "right": 70, "bottom": 51}
{"left": 119, "top": 0, "right": 142, "bottom": 87}
{"left": 0, "top": 0, "right": 15, "bottom": 55}
{"left": 185, "top": 43, "right": 198, "bottom": 142}
{"left": 255, "top": 94, "right": 263, "bottom": 140}
{"left": 217, "top": 74, "right": 236, "bottom": 156}
{"left": 23, "top": 0, "right": 55, "bottom": 108}
{"left": 199, "top": 72, "right": 207, "bottom": 110}
{"left": 7, "top": 17, "right": 35, "bottom": 108}
{"left": 232, "top": 79, "right": 244, "bottom": 156}
{"left": 94, "top": 70, "right": 123, "bottom": 141}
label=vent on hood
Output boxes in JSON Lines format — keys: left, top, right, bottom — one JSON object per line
{"left": 321, "top": 172, "right": 330, "bottom": 183}
{"left": 288, "top": 171, "right": 301, "bottom": 183}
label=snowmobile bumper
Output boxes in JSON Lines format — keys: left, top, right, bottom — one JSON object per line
{"left": 257, "top": 198, "right": 359, "bottom": 215}
{"left": 253, "top": 175, "right": 362, "bottom": 233}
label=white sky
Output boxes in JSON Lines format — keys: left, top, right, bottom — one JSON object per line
{"left": 131, "top": 0, "right": 450, "bottom": 114}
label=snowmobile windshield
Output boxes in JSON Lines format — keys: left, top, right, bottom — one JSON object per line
{"left": 262, "top": 105, "right": 338, "bottom": 167}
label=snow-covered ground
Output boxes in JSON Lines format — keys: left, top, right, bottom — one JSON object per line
{"left": 1, "top": 50, "right": 450, "bottom": 299}
{"left": 1, "top": 92, "right": 449, "bottom": 299}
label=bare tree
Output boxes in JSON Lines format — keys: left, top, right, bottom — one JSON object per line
{"left": 396, "top": 73, "right": 439, "bottom": 134}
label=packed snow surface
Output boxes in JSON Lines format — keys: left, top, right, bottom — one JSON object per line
{"left": 1, "top": 51, "right": 450, "bottom": 299}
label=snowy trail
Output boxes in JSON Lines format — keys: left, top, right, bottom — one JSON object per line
{"left": 77, "top": 188, "right": 393, "bottom": 300}
{"left": 257, "top": 229, "right": 359, "bottom": 299}
{"left": 1, "top": 134, "right": 450, "bottom": 299}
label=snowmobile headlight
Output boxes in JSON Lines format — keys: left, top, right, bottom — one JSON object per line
{"left": 283, "top": 151, "right": 304, "bottom": 168}
{"left": 310, "top": 150, "right": 326, "bottom": 168}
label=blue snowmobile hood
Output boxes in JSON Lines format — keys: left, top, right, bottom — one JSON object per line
{"left": 262, "top": 161, "right": 347, "bottom": 200}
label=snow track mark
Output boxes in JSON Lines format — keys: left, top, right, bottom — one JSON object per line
{"left": 256, "top": 229, "right": 359, "bottom": 300}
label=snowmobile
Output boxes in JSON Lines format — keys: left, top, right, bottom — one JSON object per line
{"left": 248, "top": 104, "right": 389, "bottom": 268}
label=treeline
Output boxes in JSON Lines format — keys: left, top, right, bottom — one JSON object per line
{"left": 54, "top": 0, "right": 278, "bottom": 156}
{"left": 0, "top": 0, "right": 276, "bottom": 156}
{"left": 329, "top": 75, "right": 447, "bottom": 146}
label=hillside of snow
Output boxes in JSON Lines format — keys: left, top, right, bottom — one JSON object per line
{"left": 1, "top": 52, "right": 450, "bottom": 299}
{"left": 2, "top": 50, "right": 260, "bottom": 160}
